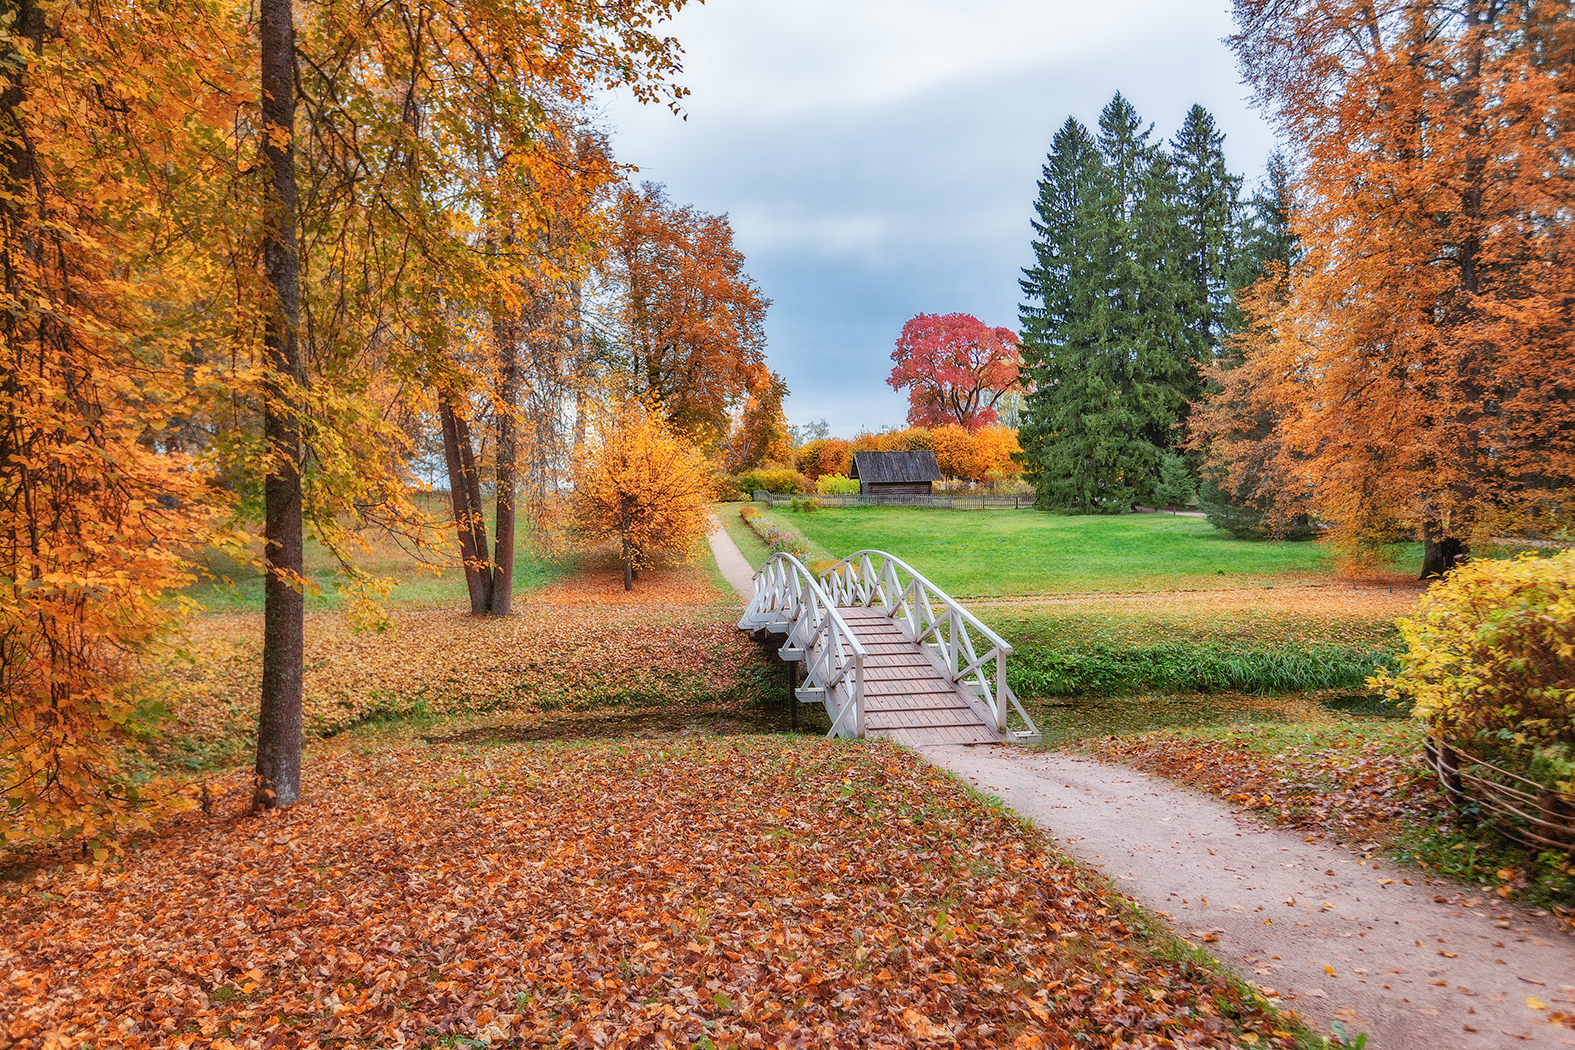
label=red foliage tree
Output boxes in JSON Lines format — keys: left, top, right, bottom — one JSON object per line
{"left": 887, "top": 313, "right": 1021, "bottom": 432}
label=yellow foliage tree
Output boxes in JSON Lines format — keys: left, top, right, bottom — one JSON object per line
{"left": 572, "top": 401, "right": 712, "bottom": 590}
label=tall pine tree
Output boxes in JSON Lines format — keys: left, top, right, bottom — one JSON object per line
{"left": 1170, "top": 105, "right": 1241, "bottom": 373}
{"left": 1196, "top": 152, "right": 1309, "bottom": 538}
{"left": 1018, "top": 94, "right": 1196, "bottom": 512}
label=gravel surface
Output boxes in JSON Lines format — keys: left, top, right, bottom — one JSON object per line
{"left": 923, "top": 745, "right": 1575, "bottom": 1049}
{"left": 708, "top": 523, "right": 755, "bottom": 603}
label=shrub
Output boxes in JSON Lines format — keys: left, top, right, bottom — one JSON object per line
{"left": 788, "top": 497, "right": 824, "bottom": 513}
{"left": 816, "top": 474, "right": 860, "bottom": 495}
{"left": 736, "top": 466, "right": 809, "bottom": 495}
{"left": 740, "top": 507, "right": 811, "bottom": 560}
{"left": 1373, "top": 550, "right": 1575, "bottom": 758}
{"left": 713, "top": 473, "right": 748, "bottom": 502}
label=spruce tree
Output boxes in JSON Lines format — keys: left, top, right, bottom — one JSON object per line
{"left": 1170, "top": 105, "right": 1241, "bottom": 372}
{"left": 1222, "top": 152, "right": 1295, "bottom": 345}
{"left": 1018, "top": 94, "right": 1194, "bottom": 513}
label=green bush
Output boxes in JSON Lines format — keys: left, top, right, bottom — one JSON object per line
{"left": 1373, "top": 550, "right": 1575, "bottom": 763}
{"left": 1012, "top": 642, "right": 1396, "bottom": 698}
{"left": 815, "top": 474, "right": 860, "bottom": 495}
{"left": 737, "top": 467, "right": 809, "bottom": 495}
{"left": 788, "top": 497, "right": 824, "bottom": 513}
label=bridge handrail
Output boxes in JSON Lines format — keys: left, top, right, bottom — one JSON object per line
{"left": 819, "top": 549, "right": 1039, "bottom": 743}
{"left": 738, "top": 552, "right": 867, "bottom": 738}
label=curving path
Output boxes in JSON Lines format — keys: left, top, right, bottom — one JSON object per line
{"left": 924, "top": 745, "right": 1575, "bottom": 1049}
{"left": 706, "top": 524, "right": 1575, "bottom": 1046}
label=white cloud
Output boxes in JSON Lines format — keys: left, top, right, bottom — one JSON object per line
{"left": 658, "top": 0, "right": 1151, "bottom": 121}
{"left": 595, "top": 0, "right": 1279, "bottom": 436}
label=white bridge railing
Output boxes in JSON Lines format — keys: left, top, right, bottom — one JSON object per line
{"left": 738, "top": 553, "right": 868, "bottom": 739}
{"left": 820, "top": 550, "right": 1040, "bottom": 744}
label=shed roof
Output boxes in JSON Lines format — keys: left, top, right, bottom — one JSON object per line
{"left": 849, "top": 450, "right": 944, "bottom": 484}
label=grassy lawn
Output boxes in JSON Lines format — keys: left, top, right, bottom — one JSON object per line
{"left": 180, "top": 513, "right": 576, "bottom": 613}
{"left": 0, "top": 737, "right": 1302, "bottom": 1049}
{"left": 768, "top": 505, "right": 1414, "bottom": 597}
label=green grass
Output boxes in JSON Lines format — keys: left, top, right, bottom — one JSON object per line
{"left": 772, "top": 504, "right": 1419, "bottom": 596}
{"left": 179, "top": 520, "right": 575, "bottom": 613}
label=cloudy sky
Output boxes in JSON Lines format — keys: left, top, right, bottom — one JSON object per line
{"left": 601, "top": 0, "right": 1280, "bottom": 438}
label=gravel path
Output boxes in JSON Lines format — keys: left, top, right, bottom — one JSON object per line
{"left": 708, "top": 522, "right": 755, "bottom": 603}
{"left": 923, "top": 745, "right": 1575, "bottom": 1048}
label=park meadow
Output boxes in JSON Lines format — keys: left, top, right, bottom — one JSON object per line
{"left": 6, "top": 0, "right": 1575, "bottom": 1048}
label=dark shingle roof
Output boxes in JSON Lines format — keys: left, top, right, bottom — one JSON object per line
{"left": 849, "top": 450, "right": 944, "bottom": 484}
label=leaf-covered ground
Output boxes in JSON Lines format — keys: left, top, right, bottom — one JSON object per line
{"left": 1, "top": 739, "right": 1297, "bottom": 1049}
{"left": 150, "top": 567, "right": 773, "bottom": 770}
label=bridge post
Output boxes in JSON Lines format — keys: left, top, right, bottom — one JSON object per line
{"left": 786, "top": 657, "right": 797, "bottom": 731}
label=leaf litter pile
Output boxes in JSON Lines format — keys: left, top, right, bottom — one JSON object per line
{"left": 1, "top": 738, "right": 1296, "bottom": 1049}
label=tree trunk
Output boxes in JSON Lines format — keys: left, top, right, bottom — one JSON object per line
{"left": 453, "top": 411, "right": 493, "bottom": 610}
{"left": 492, "top": 314, "right": 518, "bottom": 615}
{"left": 620, "top": 498, "right": 633, "bottom": 591}
{"left": 439, "top": 399, "right": 490, "bottom": 614}
{"left": 1421, "top": 534, "right": 1466, "bottom": 580}
{"left": 255, "top": 0, "right": 304, "bottom": 811}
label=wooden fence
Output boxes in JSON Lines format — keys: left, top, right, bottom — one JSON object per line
{"left": 752, "top": 491, "right": 1034, "bottom": 510}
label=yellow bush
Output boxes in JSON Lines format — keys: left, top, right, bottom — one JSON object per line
{"left": 816, "top": 474, "right": 860, "bottom": 495}
{"left": 1372, "top": 551, "right": 1575, "bottom": 751}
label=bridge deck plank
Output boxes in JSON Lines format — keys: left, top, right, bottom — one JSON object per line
{"left": 830, "top": 604, "right": 1000, "bottom": 748}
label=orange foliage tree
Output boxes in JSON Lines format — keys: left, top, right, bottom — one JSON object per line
{"left": 241, "top": 0, "right": 692, "bottom": 806}
{"left": 1216, "top": 0, "right": 1575, "bottom": 574}
{"left": 794, "top": 438, "right": 853, "bottom": 480}
{"left": 572, "top": 400, "right": 712, "bottom": 590}
{"left": 929, "top": 426, "right": 1023, "bottom": 483}
{"left": 0, "top": 0, "right": 249, "bottom": 846}
{"left": 720, "top": 368, "right": 792, "bottom": 473}
{"left": 606, "top": 183, "right": 771, "bottom": 443}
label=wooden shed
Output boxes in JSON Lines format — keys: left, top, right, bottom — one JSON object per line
{"left": 849, "top": 450, "right": 944, "bottom": 497}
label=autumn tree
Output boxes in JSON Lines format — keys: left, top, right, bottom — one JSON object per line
{"left": 1218, "top": 0, "right": 1575, "bottom": 573}
{"left": 0, "top": 0, "right": 248, "bottom": 843}
{"left": 720, "top": 368, "right": 792, "bottom": 473}
{"left": 604, "top": 182, "right": 771, "bottom": 443}
{"left": 887, "top": 313, "right": 1021, "bottom": 432}
{"left": 572, "top": 400, "right": 712, "bottom": 590}
{"left": 794, "top": 437, "right": 853, "bottom": 480}
{"left": 239, "top": 0, "right": 693, "bottom": 808}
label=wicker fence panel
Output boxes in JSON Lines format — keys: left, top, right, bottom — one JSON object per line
{"left": 1424, "top": 738, "right": 1575, "bottom": 853}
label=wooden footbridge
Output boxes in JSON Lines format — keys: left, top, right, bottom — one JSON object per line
{"left": 738, "top": 550, "right": 1040, "bottom": 747}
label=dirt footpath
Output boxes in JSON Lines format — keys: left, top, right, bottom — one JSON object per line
{"left": 922, "top": 745, "right": 1575, "bottom": 1049}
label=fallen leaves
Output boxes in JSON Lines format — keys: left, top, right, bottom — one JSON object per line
{"left": 0, "top": 738, "right": 1293, "bottom": 1049}
{"left": 1081, "top": 722, "right": 1437, "bottom": 847}
{"left": 149, "top": 567, "right": 767, "bottom": 760}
